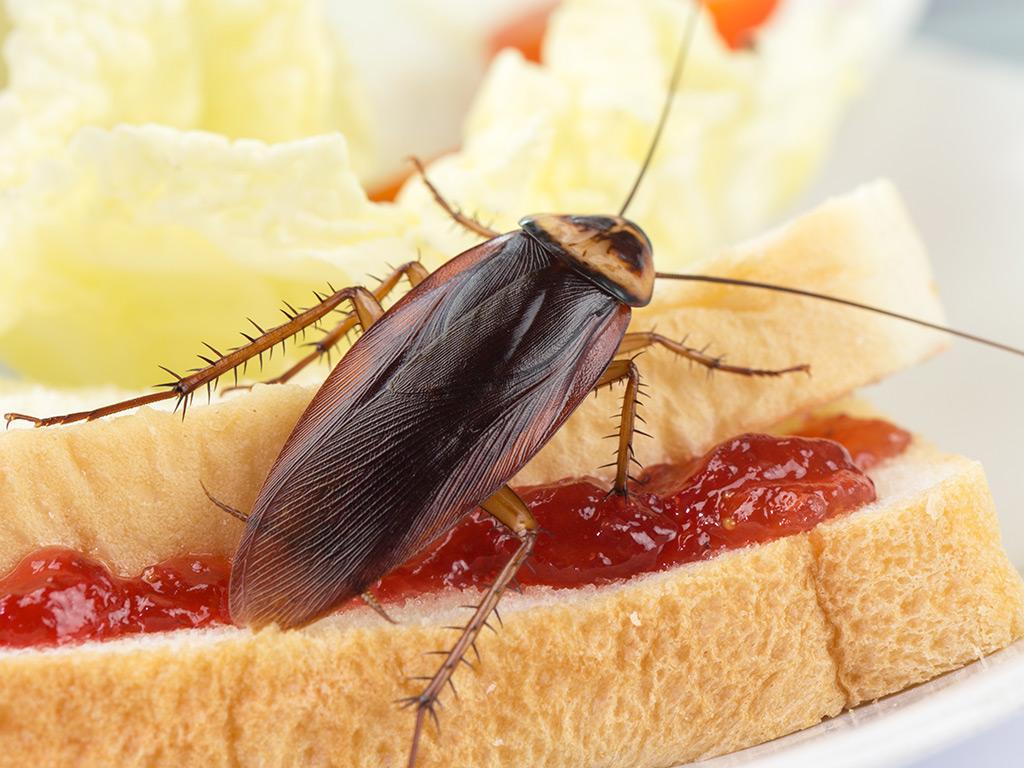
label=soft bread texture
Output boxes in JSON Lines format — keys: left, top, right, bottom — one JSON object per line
{"left": 0, "top": 443, "right": 1020, "bottom": 768}
{"left": 0, "top": 180, "right": 946, "bottom": 575}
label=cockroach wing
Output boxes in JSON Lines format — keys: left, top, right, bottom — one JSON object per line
{"left": 230, "top": 233, "right": 630, "bottom": 629}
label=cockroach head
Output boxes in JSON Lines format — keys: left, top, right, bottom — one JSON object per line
{"left": 520, "top": 214, "right": 654, "bottom": 307}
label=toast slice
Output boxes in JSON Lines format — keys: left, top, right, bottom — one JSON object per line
{"left": 0, "top": 441, "right": 1019, "bottom": 768}
{"left": 0, "top": 180, "right": 946, "bottom": 575}
{"left": 0, "top": 179, "right": 1019, "bottom": 766}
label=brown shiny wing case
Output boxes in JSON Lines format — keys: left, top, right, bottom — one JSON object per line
{"left": 230, "top": 232, "right": 630, "bottom": 628}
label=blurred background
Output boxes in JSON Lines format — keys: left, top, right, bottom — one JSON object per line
{"left": 0, "top": 1, "right": 1020, "bottom": 764}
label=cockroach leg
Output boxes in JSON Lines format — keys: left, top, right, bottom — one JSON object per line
{"left": 479, "top": 484, "right": 538, "bottom": 533}
{"left": 401, "top": 485, "right": 538, "bottom": 768}
{"left": 221, "top": 261, "right": 429, "bottom": 393}
{"left": 3, "top": 286, "right": 386, "bottom": 428}
{"left": 199, "top": 480, "right": 248, "bottom": 523}
{"left": 591, "top": 334, "right": 807, "bottom": 495}
{"left": 593, "top": 359, "right": 642, "bottom": 496}
{"left": 409, "top": 156, "right": 499, "bottom": 239}
{"left": 361, "top": 590, "right": 398, "bottom": 625}
{"left": 4, "top": 391, "right": 174, "bottom": 431}
{"left": 615, "top": 331, "right": 810, "bottom": 378}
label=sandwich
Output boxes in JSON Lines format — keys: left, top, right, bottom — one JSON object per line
{"left": 0, "top": 180, "right": 1020, "bottom": 767}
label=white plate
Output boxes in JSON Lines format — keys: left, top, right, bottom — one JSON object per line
{"left": 686, "top": 640, "right": 1024, "bottom": 768}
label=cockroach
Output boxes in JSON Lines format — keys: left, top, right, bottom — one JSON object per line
{"left": 5, "top": 4, "right": 1023, "bottom": 767}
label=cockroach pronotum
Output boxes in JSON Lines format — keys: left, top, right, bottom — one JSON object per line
{"left": 5, "top": 4, "right": 1023, "bottom": 766}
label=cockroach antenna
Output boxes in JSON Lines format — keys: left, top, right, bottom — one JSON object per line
{"left": 612, "top": 3, "right": 1021, "bottom": 360}
{"left": 629, "top": 8, "right": 1024, "bottom": 361}
{"left": 619, "top": 0, "right": 702, "bottom": 217}
{"left": 653, "top": 273, "right": 1024, "bottom": 357}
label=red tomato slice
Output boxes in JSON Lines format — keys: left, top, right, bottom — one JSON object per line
{"left": 487, "top": 1, "right": 781, "bottom": 61}
{"left": 487, "top": 2, "right": 558, "bottom": 63}
{"left": 704, "top": 0, "right": 779, "bottom": 49}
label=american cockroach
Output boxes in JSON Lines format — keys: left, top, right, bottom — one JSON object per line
{"left": 5, "top": 4, "right": 1023, "bottom": 767}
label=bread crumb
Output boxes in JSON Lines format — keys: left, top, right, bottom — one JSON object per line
{"left": 629, "top": 612, "right": 641, "bottom": 627}
{"left": 925, "top": 491, "right": 943, "bottom": 521}
{"left": 486, "top": 682, "right": 497, "bottom": 695}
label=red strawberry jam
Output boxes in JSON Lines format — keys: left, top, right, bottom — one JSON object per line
{"left": 0, "top": 414, "right": 909, "bottom": 647}
{"left": 0, "top": 549, "right": 231, "bottom": 648}
{"left": 374, "top": 422, "right": 890, "bottom": 600}
{"left": 795, "top": 413, "right": 911, "bottom": 471}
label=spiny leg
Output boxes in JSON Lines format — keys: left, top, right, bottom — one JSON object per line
{"left": 401, "top": 485, "right": 537, "bottom": 768}
{"left": 594, "top": 359, "right": 644, "bottom": 496}
{"left": 360, "top": 590, "right": 398, "bottom": 625}
{"left": 409, "top": 156, "right": 499, "bottom": 239}
{"left": 223, "top": 261, "right": 430, "bottom": 392}
{"left": 199, "top": 480, "right": 248, "bottom": 523}
{"left": 4, "top": 285, "right": 385, "bottom": 428}
{"left": 596, "top": 334, "right": 808, "bottom": 494}
{"left": 615, "top": 331, "right": 810, "bottom": 378}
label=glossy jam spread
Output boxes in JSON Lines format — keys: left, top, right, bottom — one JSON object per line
{"left": 375, "top": 417, "right": 905, "bottom": 600}
{"left": 0, "top": 414, "right": 909, "bottom": 647}
{"left": 0, "top": 550, "right": 231, "bottom": 648}
{"left": 794, "top": 413, "right": 911, "bottom": 471}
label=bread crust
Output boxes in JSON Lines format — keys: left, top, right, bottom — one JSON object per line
{"left": 814, "top": 448, "right": 1024, "bottom": 703}
{"left": 0, "top": 181, "right": 946, "bottom": 575}
{"left": 0, "top": 444, "right": 1019, "bottom": 768}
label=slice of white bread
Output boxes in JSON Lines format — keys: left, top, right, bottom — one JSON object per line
{"left": 0, "top": 441, "right": 1020, "bottom": 768}
{"left": 1, "top": 179, "right": 1017, "bottom": 767}
{"left": 0, "top": 180, "right": 947, "bottom": 575}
